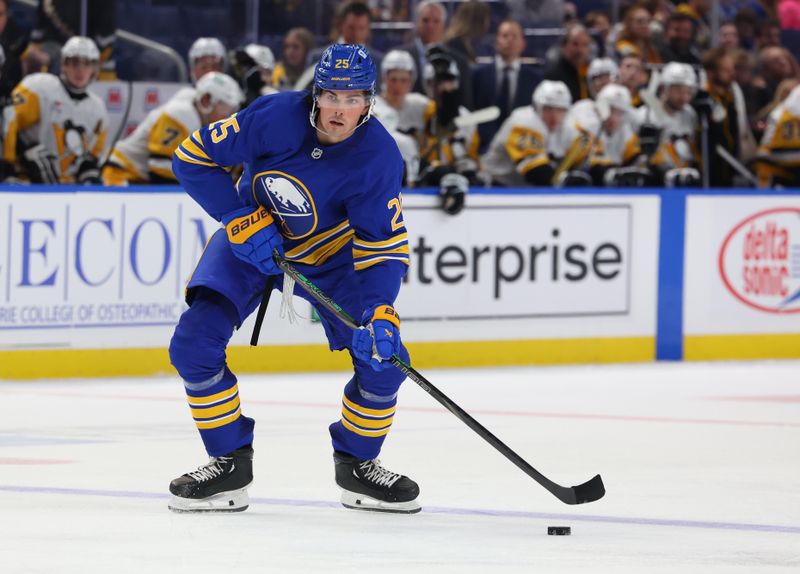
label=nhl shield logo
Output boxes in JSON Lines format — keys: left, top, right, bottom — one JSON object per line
{"left": 253, "top": 170, "right": 318, "bottom": 239}
{"left": 311, "top": 147, "right": 323, "bottom": 159}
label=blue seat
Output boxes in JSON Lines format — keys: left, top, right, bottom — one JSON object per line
{"left": 780, "top": 30, "right": 800, "bottom": 61}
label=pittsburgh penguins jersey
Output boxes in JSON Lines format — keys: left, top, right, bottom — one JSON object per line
{"left": 418, "top": 104, "right": 480, "bottom": 181}
{"left": 2, "top": 73, "right": 108, "bottom": 182}
{"left": 481, "top": 105, "right": 551, "bottom": 186}
{"left": 173, "top": 90, "right": 408, "bottom": 307}
{"left": 555, "top": 99, "right": 641, "bottom": 176}
{"left": 104, "top": 96, "right": 202, "bottom": 184}
{"left": 171, "top": 86, "right": 196, "bottom": 104}
{"left": 373, "top": 92, "right": 430, "bottom": 135}
{"left": 756, "top": 88, "right": 800, "bottom": 187}
{"left": 634, "top": 104, "right": 699, "bottom": 170}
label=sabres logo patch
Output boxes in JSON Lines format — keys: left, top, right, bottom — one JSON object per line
{"left": 253, "top": 170, "right": 318, "bottom": 239}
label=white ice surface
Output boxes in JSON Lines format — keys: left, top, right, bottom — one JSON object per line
{"left": 1, "top": 361, "right": 799, "bottom": 573}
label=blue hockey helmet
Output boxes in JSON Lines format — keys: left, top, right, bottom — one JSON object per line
{"left": 313, "top": 43, "right": 376, "bottom": 96}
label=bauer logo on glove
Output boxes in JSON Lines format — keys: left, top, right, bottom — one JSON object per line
{"left": 226, "top": 207, "right": 274, "bottom": 244}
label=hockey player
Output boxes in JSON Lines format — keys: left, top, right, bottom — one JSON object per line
{"left": 481, "top": 80, "right": 571, "bottom": 186}
{"left": 634, "top": 62, "right": 701, "bottom": 187}
{"left": 230, "top": 44, "right": 279, "bottom": 107}
{"left": 416, "top": 50, "right": 480, "bottom": 214}
{"left": 755, "top": 83, "right": 800, "bottom": 188}
{"left": 2, "top": 36, "right": 107, "bottom": 184}
{"left": 373, "top": 50, "right": 430, "bottom": 136}
{"left": 171, "top": 37, "right": 228, "bottom": 104}
{"left": 102, "top": 72, "right": 243, "bottom": 185}
{"left": 168, "top": 44, "right": 419, "bottom": 514}
{"left": 554, "top": 83, "right": 646, "bottom": 186}
{"left": 587, "top": 58, "right": 619, "bottom": 100}
{"left": 372, "top": 49, "right": 431, "bottom": 184}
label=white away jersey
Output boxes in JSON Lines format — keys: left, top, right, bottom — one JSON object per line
{"left": 3, "top": 73, "right": 109, "bottom": 182}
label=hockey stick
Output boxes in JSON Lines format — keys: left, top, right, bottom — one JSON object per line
{"left": 453, "top": 105, "right": 500, "bottom": 129}
{"left": 715, "top": 144, "right": 759, "bottom": 187}
{"left": 273, "top": 251, "right": 605, "bottom": 505}
{"left": 250, "top": 276, "right": 277, "bottom": 346}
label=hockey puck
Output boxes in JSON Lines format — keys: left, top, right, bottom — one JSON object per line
{"left": 547, "top": 526, "right": 571, "bottom": 536}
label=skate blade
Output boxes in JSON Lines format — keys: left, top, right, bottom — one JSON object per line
{"left": 340, "top": 489, "right": 421, "bottom": 514}
{"left": 168, "top": 487, "right": 250, "bottom": 513}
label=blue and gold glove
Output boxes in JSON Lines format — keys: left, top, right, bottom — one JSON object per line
{"left": 222, "top": 205, "right": 284, "bottom": 275}
{"left": 351, "top": 305, "right": 401, "bottom": 371}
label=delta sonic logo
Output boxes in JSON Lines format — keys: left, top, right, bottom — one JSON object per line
{"left": 252, "top": 170, "right": 318, "bottom": 239}
{"left": 106, "top": 87, "right": 122, "bottom": 112}
{"left": 144, "top": 88, "right": 160, "bottom": 111}
{"left": 718, "top": 207, "right": 800, "bottom": 314}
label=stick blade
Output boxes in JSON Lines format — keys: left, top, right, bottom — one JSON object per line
{"left": 570, "top": 474, "right": 605, "bottom": 505}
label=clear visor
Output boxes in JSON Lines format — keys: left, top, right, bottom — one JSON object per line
{"left": 316, "top": 91, "right": 370, "bottom": 110}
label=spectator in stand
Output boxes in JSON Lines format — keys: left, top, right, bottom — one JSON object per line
{"left": 443, "top": 0, "right": 490, "bottom": 111}
{"left": 618, "top": 53, "right": 647, "bottom": 107}
{"left": 719, "top": 22, "right": 741, "bottom": 51}
{"left": 273, "top": 28, "right": 314, "bottom": 91}
{"left": 307, "top": 2, "right": 384, "bottom": 72}
{"left": 24, "top": 0, "right": 117, "bottom": 80}
{"left": 472, "top": 20, "right": 538, "bottom": 152}
{"left": 444, "top": 0, "right": 491, "bottom": 65}
{"left": 742, "top": 0, "right": 779, "bottom": 21}
{"left": 735, "top": 9, "right": 759, "bottom": 51}
{"left": 657, "top": 12, "right": 702, "bottom": 65}
{"left": 505, "top": 0, "right": 564, "bottom": 26}
{"left": 779, "top": 0, "right": 800, "bottom": 29}
{"left": 398, "top": 1, "right": 448, "bottom": 94}
{"left": 694, "top": 46, "right": 756, "bottom": 186}
{"left": 614, "top": 4, "right": 662, "bottom": 64}
{"left": 755, "top": 19, "right": 783, "bottom": 49}
{"left": 674, "top": 0, "right": 712, "bottom": 49}
{"left": 755, "top": 77, "right": 799, "bottom": 140}
{"left": 720, "top": 0, "right": 744, "bottom": 23}
{"left": 544, "top": 25, "right": 592, "bottom": 103}
{"left": 757, "top": 46, "right": 800, "bottom": 101}
{"left": 584, "top": 10, "right": 612, "bottom": 58}
{"left": 0, "top": 0, "right": 28, "bottom": 100}
{"left": 733, "top": 49, "right": 771, "bottom": 132}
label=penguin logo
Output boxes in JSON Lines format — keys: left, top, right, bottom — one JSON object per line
{"left": 252, "top": 170, "right": 318, "bottom": 239}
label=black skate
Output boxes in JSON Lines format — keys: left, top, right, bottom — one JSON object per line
{"left": 168, "top": 445, "right": 254, "bottom": 513}
{"left": 333, "top": 450, "right": 421, "bottom": 514}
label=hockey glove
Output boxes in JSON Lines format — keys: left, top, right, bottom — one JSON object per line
{"left": 75, "top": 154, "right": 102, "bottom": 185}
{"left": 22, "top": 144, "right": 59, "bottom": 184}
{"left": 222, "top": 205, "right": 284, "bottom": 275}
{"left": 351, "top": 305, "right": 401, "bottom": 371}
{"left": 439, "top": 172, "right": 468, "bottom": 215}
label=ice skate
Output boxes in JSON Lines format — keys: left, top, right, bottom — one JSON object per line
{"left": 168, "top": 445, "right": 254, "bottom": 513}
{"left": 333, "top": 450, "right": 421, "bottom": 514}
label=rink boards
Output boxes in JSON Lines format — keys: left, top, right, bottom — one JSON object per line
{"left": 0, "top": 186, "right": 798, "bottom": 378}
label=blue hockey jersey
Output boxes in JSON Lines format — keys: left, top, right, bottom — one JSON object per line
{"left": 172, "top": 91, "right": 409, "bottom": 310}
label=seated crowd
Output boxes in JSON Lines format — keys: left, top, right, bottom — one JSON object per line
{"left": 1, "top": 0, "right": 798, "bottom": 215}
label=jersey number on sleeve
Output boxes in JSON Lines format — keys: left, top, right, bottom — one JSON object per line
{"left": 210, "top": 114, "right": 240, "bottom": 143}
{"left": 387, "top": 195, "right": 403, "bottom": 232}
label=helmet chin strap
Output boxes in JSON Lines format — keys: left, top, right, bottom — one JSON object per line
{"left": 309, "top": 98, "right": 375, "bottom": 140}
